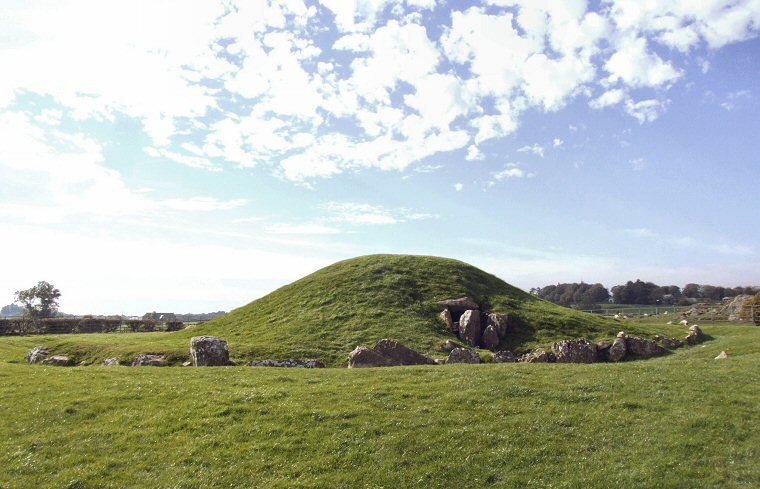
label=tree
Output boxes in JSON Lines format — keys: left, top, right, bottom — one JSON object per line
{"left": 14, "top": 281, "right": 61, "bottom": 319}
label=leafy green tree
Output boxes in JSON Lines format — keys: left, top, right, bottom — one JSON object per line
{"left": 14, "top": 281, "right": 61, "bottom": 319}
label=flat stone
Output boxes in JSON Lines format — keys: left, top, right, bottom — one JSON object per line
{"left": 518, "top": 350, "right": 550, "bottom": 363}
{"left": 437, "top": 297, "right": 479, "bottom": 313}
{"left": 249, "top": 359, "right": 326, "bottom": 368}
{"left": 102, "top": 357, "right": 120, "bottom": 366}
{"left": 493, "top": 350, "right": 516, "bottom": 363}
{"left": 552, "top": 339, "right": 597, "bottom": 363}
{"left": 26, "top": 346, "right": 49, "bottom": 364}
{"left": 626, "top": 337, "right": 666, "bottom": 357}
{"left": 373, "top": 339, "right": 435, "bottom": 366}
{"left": 348, "top": 346, "right": 394, "bottom": 368}
{"left": 131, "top": 354, "right": 165, "bottom": 366}
{"left": 42, "top": 355, "right": 72, "bottom": 366}
{"left": 446, "top": 347, "right": 481, "bottom": 364}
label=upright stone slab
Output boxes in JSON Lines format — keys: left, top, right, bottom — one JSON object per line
{"left": 486, "top": 313, "right": 510, "bottom": 338}
{"left": 481, "top": 325, "right": 500, "bottom": 351}
{"left": 190, "top": 336, "right": 230, "bottom": 366}
{"left": 439, "top": 309, "right": 455, "bottom": 332}
{"left": 459, "top": 309, "right": 481, "bottom": 347}
{"left": 607, "top": 332, "right": 627, "bottom": 362}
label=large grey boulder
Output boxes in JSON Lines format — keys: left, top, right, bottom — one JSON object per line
{"left": 447, "top": 348, "right": 481, "bottom": 364}
{"left": 685, "top": 325, "right": 704, "bottom": 345}
{"left": 481, "top": 325, "right": 500, "bottom": 351}
{"left": 132, "top": 354, "right": 165, "bottom": 366}
{"left": 626, "top": 337, "right": 665, "bottom": 357}
{"left": 373, "top": 339, "right": 435, "bottom": 366}
{"left": 459, "top": 310, "right": 481, "bottom": 347}
{"left": 437, "top": 297, "right": 479, "bottom": 313}
{"left": 661, "top": 337, "right": 683, "bottom": 349}
{"left": 190, "top": 336, "right": 230, "bottom": 366}
{"left": 249, "top": 359, "right": 325, "bottom": 368}
{"left": 486, "top": 313, "right": 511, "bottom": 339}
{"left": 518, "top": 350, "right": 550, "bottom": 363}
{"left": 440, "top": 340, "right": 458, "bottom": 352}
{"left": 493, "top": 350, "right": 516, "bottom": 363}
{"left": 552, "top": 339, "right": 597, "bottom": 363}
{"left": 42, "top": 355, "right": 72, "bottom": 366}
{"left": 348, "top": 346, "right": 395, "bottom": 368}
{"left": 439, "top": 309, "right": 455, "bottom": 332}
{"left": 721, "top": 295, "right": 750, "bottom": 321}
{"left": 26, "top": 346, "right": 49, "bottom": 364}
{"left": 606, "top": 332, "right": 628, "bottom": 362}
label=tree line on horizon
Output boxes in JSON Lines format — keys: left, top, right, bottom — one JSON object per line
{"left": 531, "top": 281, "right": 760, "bottom": 308}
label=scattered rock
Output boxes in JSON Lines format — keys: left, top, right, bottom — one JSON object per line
{"left": 607, "top": 334, "right": 627, "bottom": 362}
{"left": 372, "top": 339, "right": 436, "bottom": 366}
{"left": 439, "top": 309, "right": 455, "bottom": 332}
{"left": 486, "top": 313, "right": 511, "bottom": 338}
{"left": 459, "top": 309, "right": 481, "bottom": 347}
{"left": 131, "top": 354, "right": 165, "bottom": 366}
{"left": 249, "top": 359, "right": 326, "bottom": 368}
{"left": 190, "top": 336, "right": 230, "bottom": 367}
{"left": 42, "top": 355, "right": 72, "bottom": 366}
{"left": 493, "top": 350, "right": 516, "bottom": 363}
{"left": 437, "top": 297, "right": 479, "bottom": 313}
{"left": 348, "top": 346, "right": 395, "bottom": 368}
{"left": 26, "top": 346, "right": 49, "bottom": 364}
{"left": 481, "top": 325, "right": 500, "bottom": 351}
{"left": 434, "top": 358, "right": 447, "bottom": 365}
{"left": 714, "top": 351, "right": 728, "bottom": 360}
{"left": 552, "top": 339, "right": 597, "bottom": 363}
{"left": 440, "top": 340, "right": 458, "bottom": 352}
{"left": 518, "top": 350, "right": 550, "bottom": 363}
{"left": 447, "top": 348, "right": 481, "bottom": 364}
{"left": 102, "top": 357, "right": 120, "bottom": 366}
{"left": 679, "top": 319, "right": 689, "bottom": 326}
{"left": 182, "top": 361, "right": 192, "bottom": 367}
{"left": 685, "top": 325, "right": 704, "bottom": 345}
{"left": 660, "top": 337, "right": 683, "bottom": 349}
{"left": 721, "top": 295, "right": 750, "bottom": 321}
{"left": 626, "top": 337, "right": 665, "bottom": 357}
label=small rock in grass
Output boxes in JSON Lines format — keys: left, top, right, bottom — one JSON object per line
{"left": 102, "top": 357, "right": 120, "bottom": 366}
{"left": 714, "top": 351, "right": 728, "bottom": 360}
{"left": 447, "top": 348, "right": 481, "bottom": 364}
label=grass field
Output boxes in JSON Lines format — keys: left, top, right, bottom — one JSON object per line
{"left": 1, "top": 320, "right": 759, "bottom": 488}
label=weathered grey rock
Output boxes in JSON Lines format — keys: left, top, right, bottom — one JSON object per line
{"left": 440, "top": 340, "right": 458, "bottom": 352}
{"left": 373, "top": 339, "right": 436, "bottom": 366}
{"left": 131, "top": 354, "right": 165, "bottom": 366}
{"left": 459, "top": 309, "right": 481, "bottom": 347}
{"left": 486, "top": 313, "right": 510, "bottom": 338}
{"left": 181, "top": 361, "right": 192, "bottom": 367}
{"left": 190, "top": 335, "right": 230, "bottom": 366}
{"left": 102, "top": 357, "right": 120, "bottom": 366}
{"left": 596, "top": 340, "right": 613, "bottom": 361}
{"left": 42, "top": 355, "right": 72, "bottom": 366}
{"left": 348, "top": 346, "right": 394, "bottom": 368}
{"left": 481, "top": 325, "right": 500, "bottom": 351}
{"left": 714, "top": 351, "right": 728, "bottom": 360}
{"left": 493, "top": 350, "right": 516, "bottom": 363}
{"left": 437, "top": 297, "right": 479, "bottom": 313}
{"left": 607, "top": 337, "right": 627, "bottom": 362}
{"left": 249, "top": 359, "right": 326, "bottom": 368}
{"left": 626, "top": 337, "right": 665, "bottom": 357}
{"left": 447, "top": 348, "right": 481, "bottom": 364}
{"left": 685, "top": 324, "right": 704, "bottom": 345}
{"left": 26, "top": 346, "right": 50, "bottom": 364}
{"left": 440, "top": 309, "right": 455, "bottom": 332}
{"left": 661, "top": 337, "right": 683, "bottom": 349}
{"left": 721, "top": 295, "right": 750, "bottom": 321}
{"left": 518, "top": 350, "right": 550, "bottom": 363}
{"left": 552, "top": 339, "right": 597, "bottom": 363}
{"left": 434, "top": 358, "right": 446, "bottom": 365}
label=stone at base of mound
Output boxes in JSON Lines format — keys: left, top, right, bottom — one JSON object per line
{"left": 26, "top": 346, "right": 49, "bottom": 364}
{"left": 348, "top": 346, "right": 395, "bottom": 368}
{"left": 625, "top": 337, "right": 665, "bottom": 357}
{"left": 132, "top": 354, "right": 165, "bottom": 366}
{"left": 518, "top": 350, "right": 550, "bottom": 363}
{"left": 493, "top": 350, "right": 516, "bottom": 363}
{"left": 552, "top": 338, "right": 597, "bottom": 363}
{"left": 446, "top": 348, "right": 481, "bottom": 364}
{"left": 42, "top": 355, "right": 72, "bottom": 366}
{"left": 190, "top": 335, "right": 230, "bottom": 366}
{"left": 373, "top": 339, "right": 436, "bottom": 366}
{"left": 102, "top": 357, "right": 120, "bottom": 366}
{"left": 249, "top": 359, "right": 326, "bottom": 368}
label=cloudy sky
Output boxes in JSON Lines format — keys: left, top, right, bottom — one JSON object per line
{"left": 1, "top": 0, "right": 759, "bottom": 315}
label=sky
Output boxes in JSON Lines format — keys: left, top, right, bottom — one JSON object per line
{"left": 1, "top": 0, "right": 759, "bottom": 315}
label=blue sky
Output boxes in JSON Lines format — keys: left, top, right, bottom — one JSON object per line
{"left": 1, "top": 0, "right": 759, "bottom": 315}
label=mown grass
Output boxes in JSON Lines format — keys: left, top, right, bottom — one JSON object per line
{"left": 0, "top": 255, "right": 657, "bottom": 367}
{"left": 1, "top": 321, "right": 759, "bottom": 488}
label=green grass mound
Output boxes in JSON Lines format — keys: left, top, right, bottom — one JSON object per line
{"left": 2, "top": 254, "right": 647, "bottom": 366}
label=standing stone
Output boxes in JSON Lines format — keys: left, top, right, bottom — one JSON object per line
{"left": 446, "top": 348, "right": 481, "bottom": 364}
{"left": 493, "top": 350, "right": 516, "bottom": 363}
{"left": 348, "top": 346, "right": 394, "bottom": 368}
{"left": 481, "top": 325, "right": 500, "bottom": 351}
{"left": 486, "top": 313, "right": 510, "bottom": 338}
{"left": 552, "top": 339, "right": 597, "bottom": 363}
{"left": 459, "top": 310, "right": 481, "bottom": 347}
{"left": 373, "top": 339, "right": 435, "bottom": 366}
{"left": 190, "top": 336, "right": 230, "bottom": 366}
{"left": 626, "top": 337, "right": 666, "bottom": 357}
{"left": 132, "top": 354, "right": 165, "bottom": 366}
{"left": 26, "top": 346, "right": 50, "bottom": 364}
{"left": 685, "top": 325, "right": 704, "bottom": 345}
{"left": 440, "top": 309, "right": 455, "bottom": 332}
{"left": 607, "top": 333, "right": 627, "bottom": 362}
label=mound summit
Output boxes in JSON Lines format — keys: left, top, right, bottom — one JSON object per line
{"left": 192, "top": 254, "right": 624, "bottom": 367}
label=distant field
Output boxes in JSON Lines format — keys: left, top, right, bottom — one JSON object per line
{"left": 1, "top": 320, "right": 759, "bottom": 488}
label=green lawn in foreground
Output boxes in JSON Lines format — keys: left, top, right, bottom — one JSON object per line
{"left": 1, "top": 321, "right": 759, "bottom": 488}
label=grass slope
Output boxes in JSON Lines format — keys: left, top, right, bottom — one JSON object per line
{"left": 1, "top": 321, "right": 759, "bottom": 488}
{"left": 2, "top": 254, "right": 646, "bottom": 367}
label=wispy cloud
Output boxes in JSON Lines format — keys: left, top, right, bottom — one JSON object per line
{"left": 517, "top": 144, "right": 545, "bottom": 158}
{"left": 321, "top": 202, "right": 437, "bottom": 225}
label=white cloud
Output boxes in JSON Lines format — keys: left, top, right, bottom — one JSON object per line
{"left": 161, "top": 197, "right": 247, "bottom": 212}
{"left": 553, "top": 138, "right": 564, "bottom": 148}
{"left": 629, "top": 157, "right": 646, "bottom": 171}
{"left": 604, "top": 36, "right": 681, "bottom": 88}
{"left": 517, "top": 144, "right": 545, "bottom": 158}
{"left": 465, "top": 144, "right": 485, "bottom": 161}
{"left": 721, "top": 89, "right": 751, "bottom": 111}
{"left": 321, "top": 202, "right": 437, "bottom": 225}
{"left": 590, "top": 88, "right": 626, "bottom": 109}
{"left": 454, "top": 182, "right": 464, "bottom": 192}
{"left": 265, "top": 223, "right": 342, "bottom": 235}
{"left": 625, "top": 97, "right": 670, "bottom": 123}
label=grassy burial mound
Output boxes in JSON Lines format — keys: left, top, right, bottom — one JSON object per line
{"left": 186, "top": 254, "right": 631, "bottom": 366}
{"left": 2, "top": 254, "right": 641, "bottom": 367}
